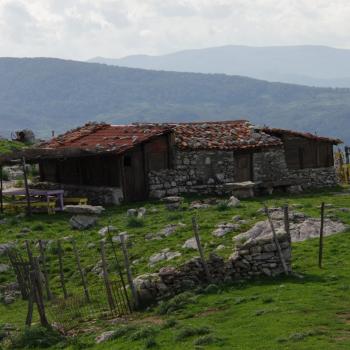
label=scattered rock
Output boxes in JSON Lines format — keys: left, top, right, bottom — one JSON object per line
{"left": 98, "top": 226, "right": 118, "bottom": 237}
{"left": 112, "top": 233, "right": 129, "bottom": 243}
{"left": 70, "top": 215, "right": 97, "bottom": 230}
{"left": 216, "top": 244, "right": 226, "bottom": 251}
{"left": 213, "top": 223, "right": 240, "bottom": 237}
{"left": 95, "top": 331, "right": 115, "bottom": 344}
{"left": 160, "top": 223, "right": 185, "bottom": 237}
{"left": 161, "top": 196, "right": 184, "bottom": 203}
{"left": 127, "top": 207, "right": 147, "bottom": 218}
{"left": 182, "top": 237, "right": 198, "bottom": 250}
{"left": 338, "top": 207, "right": 350, "bottom": 212}
{"left": 145, "top": 233, "right": 163, "bottom": 241}
{"left": 189, "top": 201, "right": 210, "bottom": 210}
{"left": 0, "top": 264, "right": 10, "bottom": 273}
{"left": 65, "top": 205, "right": 105, "bottom": 215}
{"left": 0, "top": 243, "right": 13, "bottom": 256}
{"left": 127, "top": 209, "right": 137, "bottom": 216}
{"left": 232, "top": 215, "right": 241, "bottom": 222}
{"left": 227, "top": 195, "right": 240, "bottom": 208}
{"left": 149, "top": 249, "right": 181, "bottom": 265}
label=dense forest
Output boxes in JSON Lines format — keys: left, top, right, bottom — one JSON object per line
{"left": 0, "top": 57, "right": 349, "bottom": 143}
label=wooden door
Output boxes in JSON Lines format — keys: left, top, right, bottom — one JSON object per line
{"left": 234, "top": 152, "right": 252, "bottom": 182}
{"left": 122, "top": 147, "right": 147, "bottom": 202}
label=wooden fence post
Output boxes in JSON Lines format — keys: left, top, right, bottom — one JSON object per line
{"left": 72, "top": 239, "right": 90, "bottom": 303}
{"left": 319, "top": 202, "right": 325, "bottom": 268}
{"left": 264, "top": 205, "right": 289, "bottom": 275}
{"left": 100, "top": 240, "right": 116, "bottom": 311}
{"left": 57, "top": 240, "right": 68, "bottom": 299}
{"left": 21, "top": 157, "right": 32, "bottom": 216}
{"left": 119, "top": 234, "right": 139, "bottom": 310}
{"left": 31, "top": 257, "right": 50, "bottom": 328}
{"left": 192, "top": 216, "right": 211, "bottom": 283}
{"left": 38, "top": 240, "right": 52, "bottom": 301}
{"left": 283, "top": 205, "right": 291, "bottom": 242}
{"left": 0, "top": 165, "right": 3, "bottom": 214}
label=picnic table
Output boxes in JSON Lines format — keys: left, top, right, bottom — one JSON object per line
{"left": 3, "top": 188, "right": 65, "bottom": 211}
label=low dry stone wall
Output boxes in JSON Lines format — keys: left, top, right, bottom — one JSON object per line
{"left": 134, "top": 231, "right": 291, "bottom": 305}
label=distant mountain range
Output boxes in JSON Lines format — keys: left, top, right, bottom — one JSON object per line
{"left": 0, "top": 57, "right": 349, "bottom": 144}
{"left": 89, "top": 45, "right": 350, "bottom": 88}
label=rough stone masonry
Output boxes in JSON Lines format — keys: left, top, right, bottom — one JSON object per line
{"left": 133, "top": 230, "right": 291, "bottom": 305}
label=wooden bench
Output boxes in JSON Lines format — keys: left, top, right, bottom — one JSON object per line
{"left": 64, "top": 197, "right": 88, "bottom": 205}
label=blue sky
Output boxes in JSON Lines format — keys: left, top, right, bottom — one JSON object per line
{"left": 0, "top": 0, "right": 349, "bottom": 59}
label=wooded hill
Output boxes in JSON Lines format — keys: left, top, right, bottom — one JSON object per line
{"left": 0, "top": 57, "right": 349, "bottom": 143}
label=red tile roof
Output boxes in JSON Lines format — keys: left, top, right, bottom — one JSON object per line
{"left": 41, "top": 120, "right": 340, "bottom": 155}
{"left": 41, "top": 123, "right": 171, "bottom": 154}
{"left": 170, "top": 121, "right": 282, "bottom": 150}
{"left": 263, "top": 127, "right": 342, "bottom": 145}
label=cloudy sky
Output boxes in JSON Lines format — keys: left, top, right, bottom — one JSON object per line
{"left": 0, "top": 0, "right": 350, "bottom": 60}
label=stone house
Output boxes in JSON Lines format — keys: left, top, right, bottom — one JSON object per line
{"left": 2, "top": 120, "right": 340, "bottom": 204}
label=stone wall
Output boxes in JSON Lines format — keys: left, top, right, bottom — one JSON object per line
{"left": 149, "top": 147, "right": 339, "bottom": 199}
{"left": 253, "top": 148, "right": 339, "bottom": 190}
{"left": 148, "top": 150, "right": 235, "bottom": 198}
{"left": 31, "top": 182, "right": 123, "bottom": 205}
{"left": 134, "top": 232, "right": 291, "bottom": 305}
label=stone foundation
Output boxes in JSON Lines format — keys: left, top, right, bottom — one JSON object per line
{"left": 134, "top": 231, "right": 291, "bottom": 305}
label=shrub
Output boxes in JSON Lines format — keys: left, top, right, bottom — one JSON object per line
{"left": 10, "top": 326, "right": 64, "bottom": 349}
{"left": 144, "top": 337, "right": 157, "bottom": 349}
{"left": 216, "top": 201, "right": 229, "bottom": 211}
{"left": 162, "top": 318, "right": 177, "bottom": 329}
{"left": 193, "top": 334, "right": 216, "bottom": 346}
{"left": 111, "top": 325, "right": 136, "bottom": 339}
{"left": 1, "top": 169, "right": 9, "bottom": 181}
{"left": 175, "top": 326, "right": 210, "bottom": 341}
{"left": 129, "top": 326, "right": 157, "bottom": 341}
{"left": 203, "top": 284, "right": 220, "bottom": 294}
{"left": 157, "top": 292, "right": 196, "bottom": 315}
{"left": 127, "top": 217, "right": 144, "bottom": 228}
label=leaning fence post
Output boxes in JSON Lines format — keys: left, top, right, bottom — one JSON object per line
{"left": 264, "top": 205, "right": 289, "bottom": 275}
{"left": 57, "top": 240, "right": 68, "bottom": 299}
{"left": 283, "top": 205, "right": 290, "bottom": 241}
{"left": 21, "top": 157, "right": 32, "bottom": 216}
{"left": 100, "top": 240, "right": 116, "bottom": 312}
{"left": 38, "top": 240, "right": 52, "bottom": 301}
{"left": 318, "top": 202, "right": 325, "bottom": 268}
{"left": 192, "top": 216, "right": 211, "bottom": 283}
{"left": 72, "top": 239, "right": 90, "bottom": 303}
{"left": 119, "top": 234, "right": 139, "bottom": 310}
{"left": 31, "top": 257, "right": 50, "bottom": 328}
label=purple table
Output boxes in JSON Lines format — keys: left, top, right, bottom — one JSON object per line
{"left": 3, "top": 188, "right": 65, "bottom": 211}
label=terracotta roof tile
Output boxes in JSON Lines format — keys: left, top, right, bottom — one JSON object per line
{"left": 41, "top": 122, "right": 171, "bottom": 154}
{"left": 169, "top": 121, "right": 282, "bottom": 150}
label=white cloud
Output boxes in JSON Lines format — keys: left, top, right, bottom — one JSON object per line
{"left": 0, "top": 0, "right": 350, "bottom": 59}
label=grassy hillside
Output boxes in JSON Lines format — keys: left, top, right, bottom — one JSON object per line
{"left": 0, "top": 140, "right": 25, "bottom": 155}
{"left": 0, "top": 188, "right": 350, "bottom": 349}
{"left": 0, "top": 58, "right": 350, "bottom": 143}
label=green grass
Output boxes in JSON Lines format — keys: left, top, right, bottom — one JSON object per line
{"left": 1, "top": 187, "right": 350, "bottom": 349}
{"left": 0, "top": 139, "right": 26, "bottom": 155}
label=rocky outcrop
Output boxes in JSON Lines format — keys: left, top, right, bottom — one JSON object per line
{"left": 236, "top": 207, "right": 347, "bottom": 243}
